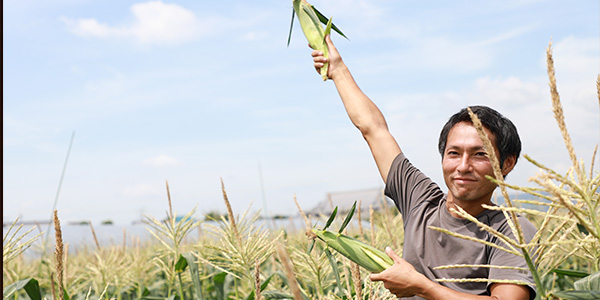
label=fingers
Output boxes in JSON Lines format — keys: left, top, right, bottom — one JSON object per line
{"left": 311, "top": 49, "right": 325, "bottom": 58}
{"left": 370, "top": 248, "right": 396, "bottom": 282}
{"left": 312, "top": 49, "right": 327, "bottom": 73}
{"left": 369, "top": 272, "right": 383, "bottom": 282}
{"left": 310, "top": 34, "right": 339, "bottom": 78}
{"left": 371, "top": 247, "right": 400, "bottom": 282}
{"left": 313, "top": 54, "right": 327, "bottom": 65}
{"left": 385, "top": 247, "right": 403, "bottom": 264}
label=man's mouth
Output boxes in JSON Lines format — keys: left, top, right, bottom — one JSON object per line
{"left": 453, "top": 177, "right": 476, "bottom": 184}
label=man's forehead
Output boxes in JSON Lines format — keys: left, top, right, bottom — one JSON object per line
{"left": 446, "top": 123, "right": 497, "bottom": 148}
{"left": 448, "top": 121, "right": 488, "bottom": 135}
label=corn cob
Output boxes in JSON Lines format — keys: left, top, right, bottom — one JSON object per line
{"left": 292, "top": 0, "right": 333, "bottom": 81}
{"left": 312, "top": 228, "right": 393, "bottom": 273}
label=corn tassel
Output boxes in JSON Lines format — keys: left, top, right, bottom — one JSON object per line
{"left": 313, "top": 229, "right": 393, "bottom": 273}
{"left": 292, "top": 0, "right": 332, "bottom": 81}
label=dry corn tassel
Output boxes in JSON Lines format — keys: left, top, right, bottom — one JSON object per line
{"left": 291, "top": 0, "right": 333, "bottom": 81}
{"left": 312, "top": 228, "right": 393, "bottom": 273}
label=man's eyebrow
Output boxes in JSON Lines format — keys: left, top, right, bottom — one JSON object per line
{"left": 445, "top": 145, "right": 487, "bottom": 151}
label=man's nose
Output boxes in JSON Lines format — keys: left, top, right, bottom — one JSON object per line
{"left": 456, "top": 155, "right": 471, "bottom": 173}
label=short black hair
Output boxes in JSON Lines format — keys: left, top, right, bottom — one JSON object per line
{"left": 438, "top": 106, "right": 521, "bottom": 167}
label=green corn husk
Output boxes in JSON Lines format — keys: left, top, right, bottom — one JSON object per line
{"left": 312, "top": 229, "right": 393, "bottom": 273}
{"left": 291, "top": 0, "right": 333, "bottom": 81}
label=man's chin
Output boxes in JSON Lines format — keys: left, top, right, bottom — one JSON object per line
{"left": 450, "top": 190, "right": 479, "bottom": 203}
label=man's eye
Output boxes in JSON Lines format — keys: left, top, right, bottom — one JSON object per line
{"left": 476, "top": 152, "right": 488, "bottom": 156}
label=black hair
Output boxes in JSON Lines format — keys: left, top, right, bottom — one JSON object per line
{"left": 438, "top": 106, "right": 521, "bottom": 167}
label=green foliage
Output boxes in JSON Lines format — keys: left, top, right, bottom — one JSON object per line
{"left": 552, "top": 272, "right": 600, "bottom": 300}
{"left": 574, "top": 271, "right": 600, "bottom": 291}
{"left": 3, "top": 278, "right": 42, "bottom": 300}
{"left": 3, "top": 218, "right": 41, "bottom": 264}
{"left": 5, "top": 181, "right": 593, "bottom": 299}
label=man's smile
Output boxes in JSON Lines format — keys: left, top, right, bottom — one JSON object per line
{"left": 452, "top": 176, "right": 477, "bottom": 184}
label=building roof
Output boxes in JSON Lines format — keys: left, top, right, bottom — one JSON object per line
{"left": 306, "top": 187, "right": 393, "bottom": 216}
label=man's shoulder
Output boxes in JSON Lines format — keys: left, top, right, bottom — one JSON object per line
{"left": 385, "top": 152, "right": 445, "bottom": 218}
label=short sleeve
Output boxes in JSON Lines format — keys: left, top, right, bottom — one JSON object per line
{"left": 384, "top": 153, "right": 443, "bottom": 224}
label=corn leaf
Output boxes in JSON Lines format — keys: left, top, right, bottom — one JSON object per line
{"left": 287, "top": 8, "right": 295, "bottom": 47}
{"left": 307, "top": 239, "right": 316, "bottom": 254}
{"left": 339, "top": 200, "right": 356, "bottom": 233}
{"left": 324, "top": 206, "right": 337, "bottom": 230}
{"left": 182, "top": 252, "right": 203, "bottom": 300}
{"left": 175, "top": 254, "right": 188, "bottom": 272}
{"left": 262, "top": 291, "right": 296, "bottom": 299}
{"left": 551, "top": 269, "right": 590, "bottom": 278}
{"left": 574, "top": 271, "right": 600, "bottom": 291}
{"left": 324, "top": 248, "right": 344, "bottom": 298}
{"left": 3, "top": 278, "right": 42, "bottom": 300}
{"left": 577, "top": 223, "right": 590, "bottom": 235}
{"left": 142, "top": 287, "right": 151, "bottom": 298}
{"left": 245, "top": 274, "right": 274, "bottom": 300}
{"left": 213, "top": 272, "right": 228, "bottom": 300}
{"left": 311, "top": 5, "right": 348, "bottom": 40}
{"left": 321, "top": 17, "right": 333, "bottom": 52}
{"left": 551, "top": 291, "right": 600, "bottom": 300}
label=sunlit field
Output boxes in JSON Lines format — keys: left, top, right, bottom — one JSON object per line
{"left": 4, "top": 44, "right": 598, "bottom": 300}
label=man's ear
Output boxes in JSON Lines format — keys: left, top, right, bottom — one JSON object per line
{"left": 501, "top": 155, "right": 517, "bottom": 177}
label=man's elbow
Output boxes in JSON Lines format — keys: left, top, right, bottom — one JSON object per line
{"left": 354, "top": 117, "right": 389, "bottom": 138}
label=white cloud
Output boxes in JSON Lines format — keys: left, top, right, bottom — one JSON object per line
{"left": 3, "top": 114, "right": 43, "bottom": 146}
{"left": 552, "top": 36, "right": 599, "bottom": 76}
{"left": 143, "top": 154, "right": 180, "bottom": 167}
{"left": 128, "top": 1, "right": 199, "bottom": 44}
{"left": 61, "top": 1, "right": 219, "bottom": 45}
{"left": 550, "top": 37, "right": 599, "bottom": 106}
{"left": 469, "top": 76, "right": 545, "bottom": 108}
{"left": 475, "top": 25, "right": 535, "bottom": 47}
{"left": 241, "top": 31, "right": 268, "bottom": 41}
{"left": 123, "top": 183, "right": 160, "bottom": 197}
{"left": 60, "top": 17, "right": 121, "bottom": 38}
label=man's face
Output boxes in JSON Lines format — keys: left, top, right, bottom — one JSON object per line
{"left": 442, "top": 121, "right": 500, "bottom": 205}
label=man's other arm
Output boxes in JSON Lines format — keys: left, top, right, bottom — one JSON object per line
{"left": 370, "top": 248, "right": 531, "bottom": 300}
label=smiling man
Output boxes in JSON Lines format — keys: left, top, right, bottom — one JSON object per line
{"left": 311, "top": 35, "right": 537, "bottom": 300}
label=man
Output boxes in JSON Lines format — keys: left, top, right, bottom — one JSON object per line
{"left": 310, "top": 35, "right": 537, "bottom": 300}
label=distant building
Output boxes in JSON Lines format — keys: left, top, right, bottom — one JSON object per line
{"left": 306, "top": 187, "right": 393, "bottom": 217}
{"left": 3, "top": 220, "right": 51, "bottom": 227}
{"left": 304, "top": 187, "right": 548, "bottom": 218}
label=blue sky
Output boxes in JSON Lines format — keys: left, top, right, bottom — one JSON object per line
{"left": 4, "top": 0, "right": 599, "bottom": 225}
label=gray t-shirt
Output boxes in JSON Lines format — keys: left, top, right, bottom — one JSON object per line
{"left": 384, "top": 153, "right": 537, "bottom": 300}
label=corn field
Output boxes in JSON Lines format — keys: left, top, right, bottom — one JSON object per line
{"left": 4, "top": 44, "right": 599, "bottom": 300}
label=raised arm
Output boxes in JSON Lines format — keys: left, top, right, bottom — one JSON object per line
{"left": 312, "top": 35, "right": 401, "bottom": 182}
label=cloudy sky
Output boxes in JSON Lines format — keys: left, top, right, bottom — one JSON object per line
{"left": 4, "top": 0, "right": 599, "bottom": 225}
